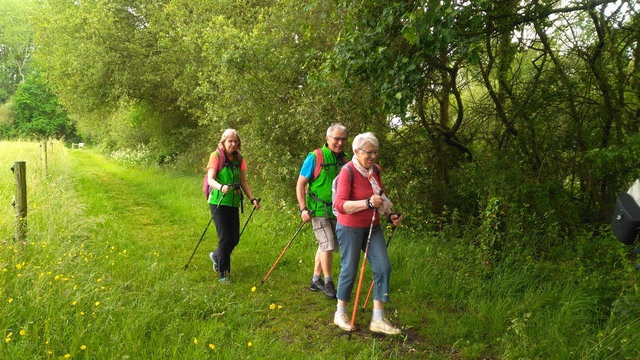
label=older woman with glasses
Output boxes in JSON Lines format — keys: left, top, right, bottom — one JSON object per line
{"left": 331, "top": 132, "right": 403, "bottom": 335}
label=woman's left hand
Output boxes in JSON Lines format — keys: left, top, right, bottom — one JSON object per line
{"left": 388, "top": 213, "right": 402, "bottom": 227}
{"left": 251, "top": 198, "right": 261, "bottom": 210}
{"left": 369, "top": 194, "right": 384, "bottom": 208}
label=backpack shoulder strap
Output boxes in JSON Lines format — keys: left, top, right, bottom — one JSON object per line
{"left": 345, "top": 163, "right": 378, "bottom": 182}
{"left": 340, "top": 153, "right": 348, "bottom": 165}
{"left": 343, "top": 162, "right": 354, "bottom": 184}
{"left": 345, "top": 163, "right": 380, "bottom": 189}
{"left": 312, "top": 148, "right": 324, "bottom": 180}
{"left": 215, "top": 148, "right": 225, "bottom": 173}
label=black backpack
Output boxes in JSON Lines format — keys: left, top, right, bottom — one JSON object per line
{"left": 611, "top": 178, "right": 640, "bottom": 245}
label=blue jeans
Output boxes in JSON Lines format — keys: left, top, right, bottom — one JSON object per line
{"left": 336, "top": 223, "right": 391, "bottom": 303}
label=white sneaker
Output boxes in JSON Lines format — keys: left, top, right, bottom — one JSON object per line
{"left": 333, "top": 312, "right": 354, "bottom": 331}
{"left": 369, "top": 318, "right": 401, "bottom": 335}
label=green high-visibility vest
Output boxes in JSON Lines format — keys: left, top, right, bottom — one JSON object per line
{"left": 208, "top": 152, "right": 243, "bottom": 207}
{"left": 306, "top": 145, "right": 348, "bottom": 218}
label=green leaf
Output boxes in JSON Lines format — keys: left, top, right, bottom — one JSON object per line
{"left": 401, "top": 26, "right": 418, "bottom": 45}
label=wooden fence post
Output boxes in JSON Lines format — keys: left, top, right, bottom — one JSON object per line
{"left": 41, "top": 141, "right": 48, "bottom": 175}
{"left": 11, "top": 161, "right": 27, "bottom": 242}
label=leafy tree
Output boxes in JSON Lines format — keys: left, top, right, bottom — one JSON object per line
{"left": 11, "top": 71, "right": 76, "bottom": 140}
{"left": 29, "top": 0, "right": 640, "bottom": 259}
{"left": 0, "top": 0, "right": 34, "bottom": 102}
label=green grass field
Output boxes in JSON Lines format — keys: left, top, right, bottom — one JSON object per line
{"left": 1, "top": 141, "right": 639, "bottom": 359}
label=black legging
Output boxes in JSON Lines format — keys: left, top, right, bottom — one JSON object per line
{"left": 210, "top": 204, "right": 240, "bottom": 279}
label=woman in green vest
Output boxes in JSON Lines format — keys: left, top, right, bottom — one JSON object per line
{"left": 206, "top": 129, "right": 260, "bottom": 283}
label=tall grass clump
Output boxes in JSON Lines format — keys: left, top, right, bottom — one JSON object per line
{"left": 1, "top": 140, "right": 95, "bottom": 358}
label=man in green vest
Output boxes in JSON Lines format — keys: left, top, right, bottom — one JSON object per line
{"left": 296, "top": 123, "right": 349, "bottom": 299}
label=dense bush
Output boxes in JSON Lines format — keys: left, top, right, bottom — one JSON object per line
{"left": 8, "top": 72, "right": 78, "bottom": 142}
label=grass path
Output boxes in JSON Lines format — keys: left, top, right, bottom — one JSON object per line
{"left": 3, "top": 143, "right": 640, "bottom": 358}
{"left": 65, "top": 149, "right": 423, "bottom": 359}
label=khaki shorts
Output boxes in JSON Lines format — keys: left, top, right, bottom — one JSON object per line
{"left": 311, "top": 217, "right": 339, "bottom": 253}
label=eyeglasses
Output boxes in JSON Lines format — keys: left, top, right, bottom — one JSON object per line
{"left": 329, "top": 136, "right": 347, "bottom": 142}
{"left": 358, "top": 148, "right": 378, "bottom": 157}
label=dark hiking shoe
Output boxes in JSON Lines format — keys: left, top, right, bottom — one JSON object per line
{"left": 309, "top": 279, "right": 324, "bottom": 292}
{"left": 323, "top": 280, "right": 336, "bottom": 299}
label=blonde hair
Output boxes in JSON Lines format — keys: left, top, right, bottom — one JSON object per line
{"left": 218, "top": 128, "right": 242, "bottom": 152}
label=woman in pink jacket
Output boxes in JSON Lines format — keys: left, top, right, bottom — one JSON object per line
{"left": 331, "top": 132, "right": 403, "bottom": 335}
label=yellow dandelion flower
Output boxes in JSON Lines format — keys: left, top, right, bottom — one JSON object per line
{"left": 64, "top": 354, "right": 70, "bottom": 358}
{"left": 209, "top": 344, "right": 215, "bottom": 350}
{"left": 47, "top": 350, "right": 52, "bottom": 355}
{"left": 73, "top": 285, "right": 78, "bottom": 290}
{"left": 72, "top": 301, "right": 77, "bottom": 306}
{"left": 95, "top": 301, "right": 99, "bottom": 306}
{"left": 278, "top": 305, "right": 283, "bottom": 309}
{"left": 81, "top": 345, "right": 87, "bottom": 350}
{"left": 97, "top": 278, "right": 101, "bottom": 282}
{"left": 193, "top": 338, "right": 198, "bottom": 345}
{"left": 251, "top": 286, "right": 256, "bottom": 292}
{"left": 269, "top": 303, "right": 275, "bottom": 310}
{"left": 19, "top": 329, "right": 25, "bottom": 336}
{"left": 8, "top": 298, "right": 13, "bottom": 303}
{"left": 5, "top": 337, "right": 10, "bottom": 343}
{"left": 80, "top": 312, "right": 85, "bottom": 315}
{"left": 248, "top": 342, "right": 252, "bottom": 347}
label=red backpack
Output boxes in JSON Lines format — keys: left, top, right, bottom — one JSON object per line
{"left": 203, "top": 149, "right": 243, "bottom": 200}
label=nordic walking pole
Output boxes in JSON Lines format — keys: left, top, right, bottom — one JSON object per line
{"left": 350, "top": 190, "right": 383, "bottom": 333}
{"left": 239, "top": 198, "right": 261, "bottom": 239}
{"left": 260, "top": 221, "right": 306, "bottom": 284}
{"left": 184, "top": 193, "right": 226, "bottom": 270}
{"left": 361, "top": 213, "right": 401, "bottom": 313}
